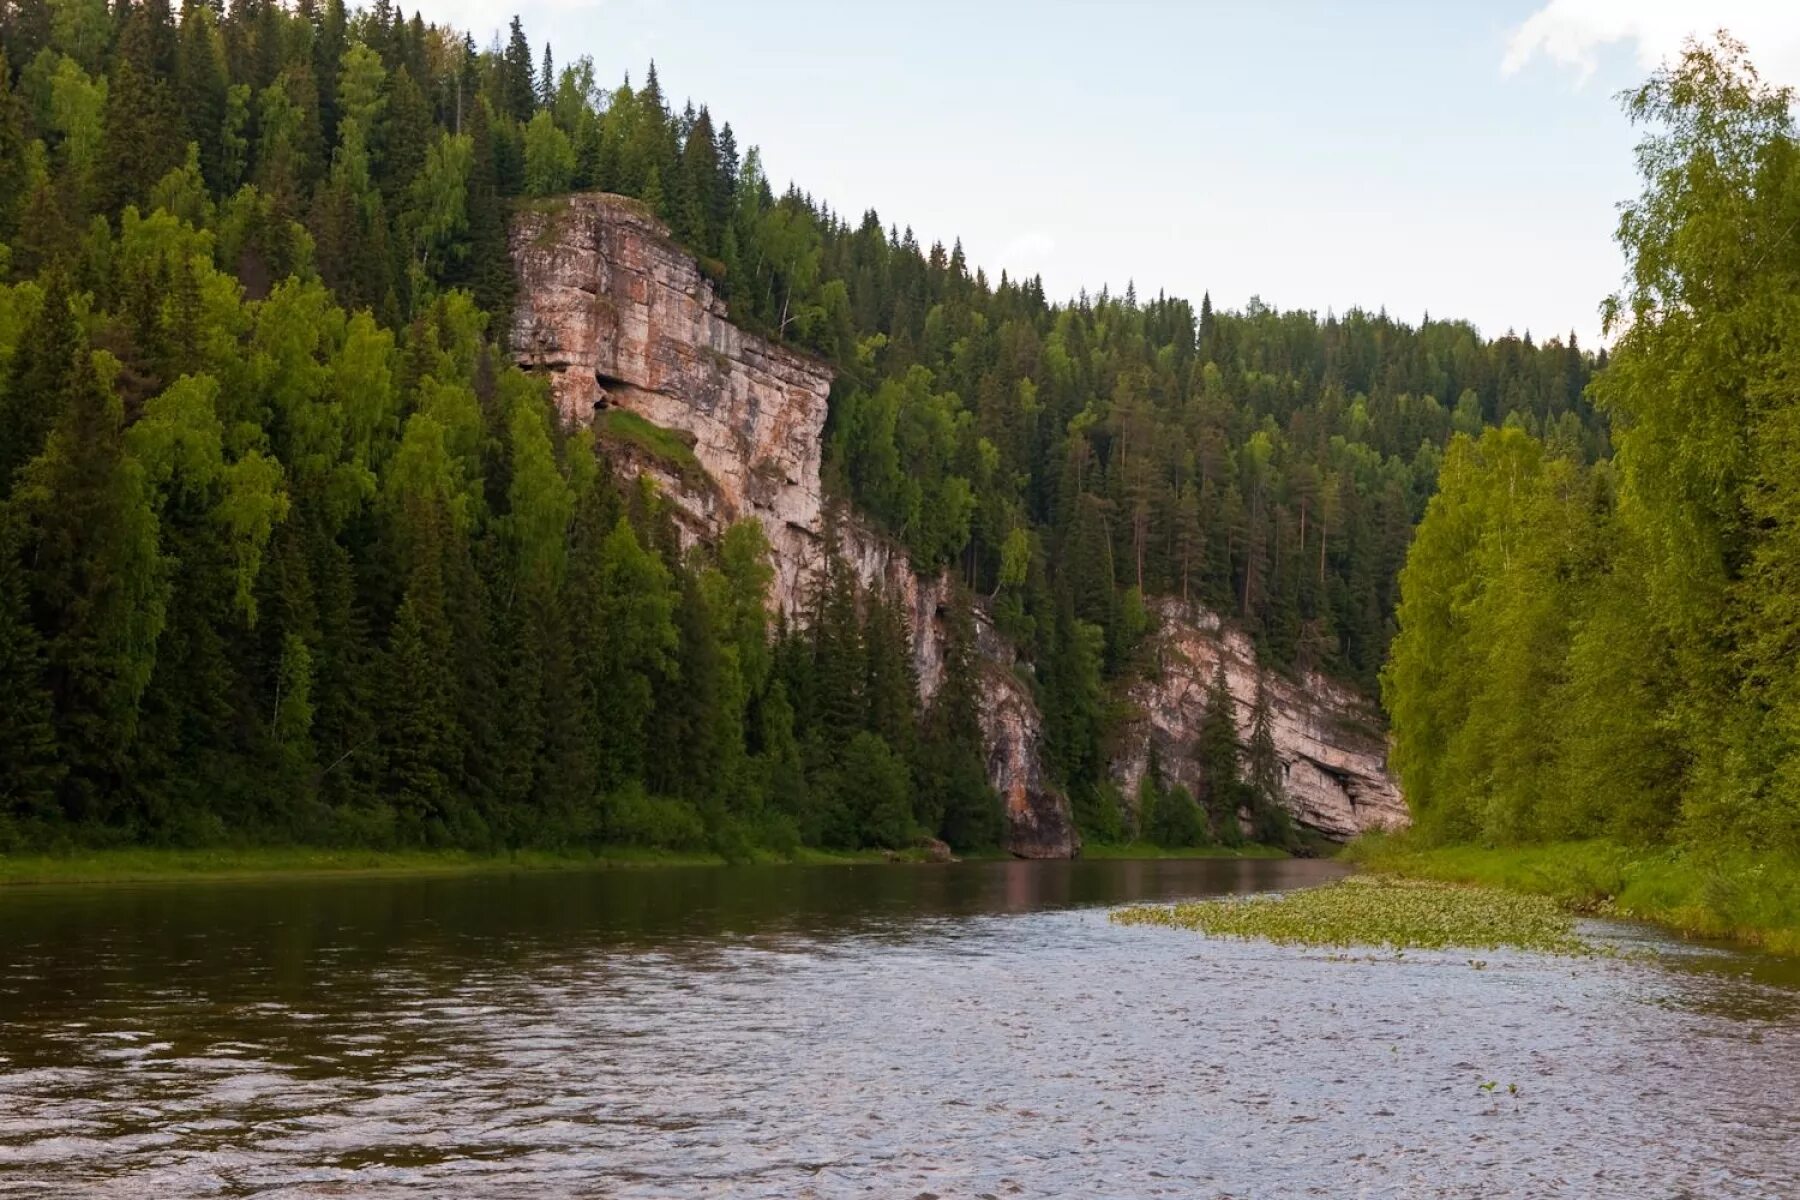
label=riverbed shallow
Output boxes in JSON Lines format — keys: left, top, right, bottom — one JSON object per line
{"left": 0, "top": 858, "right": 1795, "bottom": 1198}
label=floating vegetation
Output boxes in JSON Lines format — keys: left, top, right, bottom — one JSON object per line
{"left": 1112, "top": 876, "right": 1593, "bottom": 955}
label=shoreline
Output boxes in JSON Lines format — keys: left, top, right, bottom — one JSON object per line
{"left": 1348, "top": 836, "right": 1800, "bottom": 956}
{"left": 0, "top": 841, "right": 1291, "bottom": 887}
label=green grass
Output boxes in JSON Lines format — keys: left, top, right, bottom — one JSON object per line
{"left": 1079, "top": 841, "right": 1290, "bottom": 861}
{"left": 1114, "top": 875, "right": 1590, "bottom": 954}
{"left": 594, "top": 409, "right": 705, "bottom": 482}
{"left": 0, "top": 843, "right": 951, "bottom": 887}
{"left": 0, "top": 839, "right": 1298, "bottom": 887}
{"left": 1346, "top": 834, "right": 1800, "bottom": 956}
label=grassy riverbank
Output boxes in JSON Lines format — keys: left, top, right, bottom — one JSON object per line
{"left": 1348, "top": 836, "right": 1800, "bottom": 956}
{"left": 0, "top": 841, "right": 1290, "bottom": 886}
{"left": 0, "top": 844, "right": 948, "bottom": 886}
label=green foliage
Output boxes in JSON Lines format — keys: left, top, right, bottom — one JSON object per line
{"left": 918, "top": 592, "right": 1002, "bottom": 850}
{"left": 1351, "top": 836, "right": 1800, "bottom": 956}
{"left": 1146, "top": 781, "right": 1205, "bottom": 848}
{"left": 1383, "top": 39, "right": 1800, "bottom": 859}
{"left": 522, "top": 110, "right": 574, "bottom": 197}
{"left": 839, "top": 730, "right": 914, "bottom": 850}
{"left": 0, "top": 2, "right": 1630, "bottom": 863}
{"left": 593, "top": 407, "right": 703, "bottom": 480}
{"left": 606, "top": 782, "right": 707, "bottom": 850}
{"left": 591, "top": 515, "right": 678, "bottom": 789}
{"left": 0, "top": 521, "right": 63, "bottom": 830}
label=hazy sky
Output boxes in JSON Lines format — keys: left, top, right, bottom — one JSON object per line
{"left": 419, "top": 1, "right": 1800, "bottom": 345}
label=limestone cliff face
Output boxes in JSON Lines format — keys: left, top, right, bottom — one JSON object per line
{"left": 509, "top": 192, "right": 1402, "bottom": 854}
{"left": 1113, "top": 598, "right": 1408, "bottom": 841}
{"left": 510, "top": 194, "right": 830, "bottom": 610}
{"left": 509, "top": 193, "right": 1078, "bottom": 858}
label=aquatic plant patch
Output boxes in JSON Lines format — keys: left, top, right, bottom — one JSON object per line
{"left": 1112, "top": 876, "right": 1592, "bottom": 955}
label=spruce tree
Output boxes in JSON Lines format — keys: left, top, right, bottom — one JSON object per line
{"left": 861, "top": 583, "right": 917, "bottom": 762}
{"left": 459, "top": 100, "right": 514, "bottom": 335}
{"left": 378, "top": 580, "right": 456, "bottom": 843}
{"left": 0, "top": 520, "right": 64, "bottom": 831}
{"left": 0, "top": 55, "right": 29, "bottom": 242}
{"left": 1245, "top": 676, "right": 1293, "bottom": 847}
{"left": 101, "top": 5, "right": 183, "bottom": 215}
{"left": 1197, "top": 659, "right": 1244, "bottom": 846}
{"left": 502, "top": 16, "right": 536, "bottom": 123}
{"left": 0, "top": 272, "right": 81, "bottom": 496}
{"left": 11, "top": 346, "right": 166, "bottom": 828}
{"left": 176, "top": 0, "right": 229, "bottom": 195}
{"left": 921, "top": 592, "right": 1001, "bottom": 849}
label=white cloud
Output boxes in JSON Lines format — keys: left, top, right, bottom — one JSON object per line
{"left": 1503, "top": 0, "right": 1800, "bottom": 88}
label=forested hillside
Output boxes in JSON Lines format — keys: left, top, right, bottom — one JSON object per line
{"left": 0, "top": 0, "right": 1606, "bottom": 854}
{"left": 1384, "top": 40, "right": 1800, "bottom": 856}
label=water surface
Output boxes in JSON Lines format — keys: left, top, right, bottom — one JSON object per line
{"left": 0, "top": 858, "right": 1795, "bottom": 1197}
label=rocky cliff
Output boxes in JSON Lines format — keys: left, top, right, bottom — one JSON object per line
{"left": 1112, "top": 599, "right": 1408, "bottom": 841}
{"left": 510, "top": 194, "right": 831, "bottom": 611}
{"left": 510, "top": 193, "right": 1078, "bottom": 857}
{"left": 509, "top": 192, "right": 1403, "bottom": 854}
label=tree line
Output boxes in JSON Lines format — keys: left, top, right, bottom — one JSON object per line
{"left": 1383, "top": 40, "right": 1800, "bottom": 857}
{"left": 0, "top": 0, "right": 1608, "bottom": 851}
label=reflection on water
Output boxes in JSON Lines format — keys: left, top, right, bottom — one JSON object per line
{"left": 0, "top": 858, "right": 1794, "bottom": 1198}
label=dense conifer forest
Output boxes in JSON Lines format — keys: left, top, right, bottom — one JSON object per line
{"left": 0, "top": 0, "right": 1612, "bottom": 855}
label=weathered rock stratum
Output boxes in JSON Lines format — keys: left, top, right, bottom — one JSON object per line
{"left": 1113, "top": 599, "right": 1408, "bottom": 841}
{"left": 509, "top": 192, "right": 1403, "bottom": 854}
{"left": 511, "top": 194, "right": 832, "bottom": 610}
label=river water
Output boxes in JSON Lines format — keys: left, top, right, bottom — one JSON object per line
{"left": 0, "top": 858, "right": 1794, "bottom": 1198}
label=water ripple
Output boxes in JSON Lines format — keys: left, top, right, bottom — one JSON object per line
{"left": 0, "top": 861, "right": 1793, "bottom": 1197}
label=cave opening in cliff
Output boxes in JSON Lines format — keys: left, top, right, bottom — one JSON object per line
{"left": 592, "top": 370, "right": 635, "bottom": 413}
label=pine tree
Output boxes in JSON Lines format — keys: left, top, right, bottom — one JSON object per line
{"left": 655, "top": 563, "right": 726, "bottom": 805}
{"left": 677, "top": 106, "right": 718, "bottom": 251}
{"left": 313, "top": 0, "right": 350, "bottom": 148}
{"left": 379, "top": 66, "right": 432, "bottom": 206}
{"left": 809, "top": 543, "right": 865, "bottom": 759}
{"left": 842, "top": 730, "right": 912, "bottom": 850}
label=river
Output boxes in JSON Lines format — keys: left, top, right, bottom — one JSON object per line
{"left": 0, "top": 858, "right": 1794, "bottom": 1198}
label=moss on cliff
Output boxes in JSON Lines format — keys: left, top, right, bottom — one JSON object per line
{"left": 595, "top": 409, "right": 706, "bottom": 484}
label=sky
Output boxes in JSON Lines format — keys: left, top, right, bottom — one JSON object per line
{"left": 416, "top": 0, "right": 1800, "bottom": 346}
